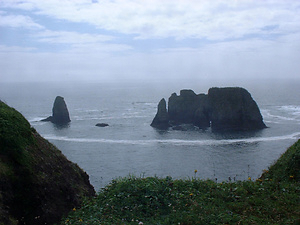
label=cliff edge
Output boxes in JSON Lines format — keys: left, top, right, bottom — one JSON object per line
{"left": 0, "top": 100, "right": 95, "bottom": 225}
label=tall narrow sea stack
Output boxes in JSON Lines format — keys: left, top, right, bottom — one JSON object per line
{"left": 150, "top": 98, "right": 169, "bottom": 129}
{"left": 151, "top": 87, "right": 267, "bottom": 132}
{"left": 42, "top": 96, "right": 71, "bottom": 125}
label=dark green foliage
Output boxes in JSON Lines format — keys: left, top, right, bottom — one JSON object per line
{"left": 0, "top": 101, "right": 36, "bottom": 224}
{"left": 0, "top": 101, "right": 34, "bottom": 164}
{"left": 261, "top": 139, "right": 300, "bottom": 182}
{"left": 64, "top": 177, "right": 299, "bottom": 224}
{"left": 63, "top": 177, "right": 300, "bottom": 224}
{"left": 64, "top": 140, "right": 300, "bottom": 225}
{"left": 0, "top": 101, "right": 95, "bottom": 225}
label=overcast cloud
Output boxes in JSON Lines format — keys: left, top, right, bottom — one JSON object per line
{"left": 0, "top": 0, "right": 299, "bottom": 82}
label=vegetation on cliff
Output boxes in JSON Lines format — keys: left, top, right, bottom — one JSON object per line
{"left": 1, "top": 100, "right": 298, "bottom": 224}
{"left": 0, "top": 101, "right": 95, "bottom": 225}
{"left": 64, "top": 140, "right": 299, "bottom": 224}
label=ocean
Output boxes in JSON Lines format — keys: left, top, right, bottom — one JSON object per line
{"left": 1, "top": 79, "right": 299, "bottom": 191}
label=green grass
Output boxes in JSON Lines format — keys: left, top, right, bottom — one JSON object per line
{"left": 0, "top": 101, "right": 95, "bottom": 224}
{"left": 63, "top": 140, "right": 300, "bottom": 225}
{"left": 262, "top": 139, "right": 299, "bottom": 183}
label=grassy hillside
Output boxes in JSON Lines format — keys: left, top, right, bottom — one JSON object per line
{"left": 63, "top": 140, "right": 300, "bottom": 225}
{"left": 1, "top": 99, "right": 298, "bottom": 224}
{"left": 0, "top": 101, "right": 95, "bottom": 225}
{"left": 261, "top": 139, "right": 299, "bottom": 183}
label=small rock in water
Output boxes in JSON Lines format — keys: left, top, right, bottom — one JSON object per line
{"left": 95, "top": 123, "right": 109, "bottom": 127}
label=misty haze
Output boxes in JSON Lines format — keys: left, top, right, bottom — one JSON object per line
{"left": 0, "top": 1, "right": 299, "bottom": 224}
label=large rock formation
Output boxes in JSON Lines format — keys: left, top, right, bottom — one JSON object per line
{"left": 151, "top": 87, "right": 267, "bottom": 132}
{"left": 168, "top": 90, "right": 210, "bottom": 128}
{"left": 208, "top": 87, "right": 267, "bottom": 131}
{"left": 42, "top": 96, "right": 71, "bottom": 125}
{"left": 150, "top": 98, "right": 170, "bottom": 129}
{"left": 0, "top": 101, "right": 95, "bottom": 225}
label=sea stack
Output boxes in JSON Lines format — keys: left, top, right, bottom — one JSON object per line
{"left": 151, "top": 87, "right": 267, "bottom": 132}
{"left": 208, "top": 87, "right": 267, "bottom": 131}
{"left": 150, "top": 98, "right": 170, "bottom": 129}
{"left": 168, "top": 90, "right": 210, "bottom": 129}
{"left": 42, "top": 96, "right": 71, "bottom": 125}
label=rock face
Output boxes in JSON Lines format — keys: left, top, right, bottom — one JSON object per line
{"left": 151, "top": 87, "right": 267, "bottom": 132}
{"left": 150, "top": 98, "right": 170, "bottom": 129}
{"left": 42, "top": 96, "right": 71, "bottom": 125}
{"left": 168, "top": 90, "right": 210, "bottom": 128}
{"left": 208, "top": 87, "right": 267, "bottom": 131}
{"left": 0, "top": 101, "right": 95, "bottom": 225}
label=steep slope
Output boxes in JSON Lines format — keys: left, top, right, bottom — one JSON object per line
{"left": 261, "top": 139, "right": 300, "bottom": 182}
{"left": 0, "top": 100, "right": 95, "bottom": 225}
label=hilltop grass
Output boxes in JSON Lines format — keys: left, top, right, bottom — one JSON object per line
{"left": 261, "top": 139, "right": 300, "bottom": 183}
{"left": 63, "top": 140, "right": 300, "bottom": 225}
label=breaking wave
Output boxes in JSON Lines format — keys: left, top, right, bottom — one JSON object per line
{"left": 261, "top": 105, "right": 300, "bottom": 124}
{"left": 43, "top": 132, "right": 300, "bottom": 146}
{"left": 29, "top": 116, "right": 52, "bottom": 122}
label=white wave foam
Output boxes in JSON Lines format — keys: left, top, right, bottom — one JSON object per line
{"left": 74, "top": 108, "right": 102, "bottom": 112}
{"left": 29, "top": 117, "right": 46, "bottom": 122}
{"left": 278, "top": 105, "right": 300, "bottom": 116}
{"left": 133, "top": 102, "right": 156, "bottom": 106}
{"left": 261, "top": 108, "right": 299, "bottom": 122}
{"left": 43, "top": 132, "right": 300, "bottom": 146}
{"left": 73, "top": 116, "right": 106, "bottom": 121}
{"left": 73, "top": 115, "right": 148, "bottom": 121}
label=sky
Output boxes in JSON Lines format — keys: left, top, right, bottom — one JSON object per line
{"left": 0, "top": 0, "right": 300, "bottom": 82}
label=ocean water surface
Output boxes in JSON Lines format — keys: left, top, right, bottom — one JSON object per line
{"left": 1, "top": 79, "right": 299, "bottom": 191}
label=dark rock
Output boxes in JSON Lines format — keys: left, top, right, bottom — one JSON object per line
{"left": 172, "top": 124, "right": 197, "bottom": 131}
{"left": 168, "top": 90, "right": 210, "bottom": 128}
{"left": 194, "top": 103, "right": 210, "bottom": 128}
{"left": 151, "top": 87, "right": 266, "bottom": 132}
{"left": 150, "top": 98, "right": 170, "bottom": 129}
{"left": 172, "top": 125, "right": 186, "bottom": 131}
{"left": 208, "top": 87, "right": 267, "bottom": 131}
{"left": 42, "top": 96, "right": 71, "bottom": 125}
{"left": 96, "top": 123, "right": 109, "bottom": 127}
{"left": 0, "top": 101, "right": 95, "bottom": 225}
{"left": 168, "top": 90, "right": 198, "bottom": 124}
{"left": 41, "top": 116, "right": 52, "bottom": 122}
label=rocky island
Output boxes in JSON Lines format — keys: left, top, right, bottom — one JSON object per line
{"left": 151, "top": 87, "right": 267, "bottom": 132}
{"left": 0, "top": 100, "right": 94, "bottom": 225}
{"left": 42, "top": 96, "right": 71, "bottom": 125}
